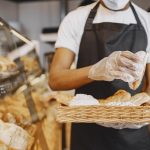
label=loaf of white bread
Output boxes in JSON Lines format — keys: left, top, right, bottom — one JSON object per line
{"left": 0, "top": 120, "right": 33, "bottom": 150}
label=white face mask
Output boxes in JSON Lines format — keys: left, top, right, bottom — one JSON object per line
{"left": 102, "top": 0, "right": 130, "bottom": 10}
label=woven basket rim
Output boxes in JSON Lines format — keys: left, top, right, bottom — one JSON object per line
{"left": 56, "top": 105, "right": 150, "bottom": 123}
{"left": 58, "top": 105, "right": 150, "bottom": 108}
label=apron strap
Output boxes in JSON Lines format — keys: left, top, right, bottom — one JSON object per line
{"left": 85, "top": 1, "right": 143, "bottom": 30}
{"left": 85, "top": 1, "right": 100, "bottom": 30}
{"left": 130, "top": 3, "right": 143, "bottom": 26}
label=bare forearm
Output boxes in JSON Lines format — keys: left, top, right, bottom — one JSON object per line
{"left": 144, "top": 64, "right": 150, "bottom": 95}
{"left": 49, "top": 66, "right": 93, "bottom": 90}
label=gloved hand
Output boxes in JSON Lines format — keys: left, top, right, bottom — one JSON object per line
{"left": 88, "top": 51, "right": 143, "bottom": 82}
{"left": 128, "top": 51, "right": 149, "bottom": 90}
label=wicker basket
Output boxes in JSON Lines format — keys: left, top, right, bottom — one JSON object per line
{"left": 56, "top": 105, "right": 150, "bottom": 123}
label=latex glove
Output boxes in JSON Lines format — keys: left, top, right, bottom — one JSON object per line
{"left": 128, "top": 51, "right": 149, "bottom": 90}
{"left": 97, "top": 122, "right": 148, "bottom": 129}
{"left": 88, "top": 51, "right": 142, "bottom": 82}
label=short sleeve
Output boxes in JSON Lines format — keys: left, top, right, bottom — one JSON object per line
{"left": 55, "top": 11, "right": 80, "bottom": 55}
{"left": 146, "top": 39, "right": 150, "bottom": 63}
{"left": 146, "top": 15, "right": 150, "bottom": 63}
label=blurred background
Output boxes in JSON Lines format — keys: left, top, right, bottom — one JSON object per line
{"left": 0, "top": 1, "right": 149, "bottom": 150}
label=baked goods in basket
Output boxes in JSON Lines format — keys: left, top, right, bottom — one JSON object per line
{"left": 99, "top": 90, "right": 150, "bottom": 106}
{"left": 130, "top": 92, "right": 150, "bottom": 106}
{"left": 99, "top": 90, "right": 131, "bottom": 106}
{"left": 55, "top": 90, "right": 150, "bottom": 107}
{"left": 49, "top": 92, "right": 73, "bottom": 106}
{"left": 56, "top": 90, "right": 150, "bottom": 129}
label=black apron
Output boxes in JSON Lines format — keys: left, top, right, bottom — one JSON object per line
{"left": 71, "top": 2, "right": 150, "bottom": 150}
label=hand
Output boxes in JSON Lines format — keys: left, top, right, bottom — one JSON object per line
{"left": 88, "top": 51, "right": 143, "bottom": 82}
{"left": 128, "top": 51, "right": 149, "bottom": 90}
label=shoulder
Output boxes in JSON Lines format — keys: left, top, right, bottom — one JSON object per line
{"left": 132, "top": 3, "right": 148, "bottom": 14}
{"left": 133, "top": 3, "right": 150, "bottom": 57}
{"left": 55, "top": 3, "right": 97, "bottom": 55}
{"left": 132, "top": 3, "right": 150, "bottom": 37}
{"left": 132, "top": 3, "right": 150, "bottom": 24}
{"left": 63, "top": 2, "right": 97, "bottom": 24}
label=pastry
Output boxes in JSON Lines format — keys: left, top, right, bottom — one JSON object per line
{"left": 50, "top": 93, "right": 73, "bottom": 106}
{"left": 130, "top": 80, "right": 140, "bottom": 90}
{"left": 99, "top": 90, "right": 131, "bottom": 105}
{"left": 129, "top": 51, "right": 149, "bottom": 90}
{"left": 0, "top": 120, "right": 33, "bottom": 150}
{"left": 130, "top": 92, "right": 150, "bottom": 106}
{"left": 0, "top": 56, "right": 17, "bottom": 72}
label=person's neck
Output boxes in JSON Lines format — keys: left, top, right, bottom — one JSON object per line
{"left": 100, "top": 1, "right": 130, "bottom": 12}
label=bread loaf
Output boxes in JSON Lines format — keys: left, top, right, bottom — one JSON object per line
{"left": 130, "top": 80, "right": 140, "bottom": 90}
{"left": 0, "top": 120, "right": 33, "bottom": 150}
{"left": 130, "top": 92, "right": 150, "bottom": 106}
{"left": 99, "top": 90, "right": 131, "bottom": 105}
{"left": 129, "top": 51, "right": 149, "bottom": 90}
{"left": 50, "top": 93, "right": 73, "bottom": 106}
{"left": 0, "top": 56, "right": 17, "bottom": 72}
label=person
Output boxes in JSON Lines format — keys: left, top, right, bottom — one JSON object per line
{"left": 49, "top": 0, "right": 150, "bottom": 149}
{"left": 79, "top": 0, "right": 95, "bottom": 6}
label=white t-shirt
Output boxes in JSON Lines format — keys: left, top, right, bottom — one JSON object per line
{"left": 55, "top": 2, "right": 150, "bottom": 62}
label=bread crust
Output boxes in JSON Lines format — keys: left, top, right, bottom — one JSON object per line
{"left": 99, "top": 90, "right": 131, "bottom": 105}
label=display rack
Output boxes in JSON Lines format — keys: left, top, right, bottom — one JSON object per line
{"left": 0, "top": 17, "right": 43, "bottom": 123}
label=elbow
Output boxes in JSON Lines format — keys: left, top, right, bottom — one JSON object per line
{"left": 48, "top": 73, "right": 60, "bottom": 91}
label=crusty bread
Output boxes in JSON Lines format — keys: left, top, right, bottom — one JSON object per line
{"left": 99, "top": 90, "right": 150, "bottom": 106}
{"left": 141, "top": 103, "right": 150, "bottom": 106}
{"left": 99, "top": 90, "right": 131, "bottom": 105}
{"left": 0, "top": 120, "right": 33, "bottom": 150}
{"left": 130, "top": 92, "right": 150, "bottom": 106}
{"left": 129, "top": 52, "right": 149, "bottom": 90}
{"left": 49, "top": 93, "right": 73, "bottom": 106}
{"left": 129, "top": 80, "right": 140, "bottom": 90}
{"left": 0, "top": 56, "right": 17, "bottom": 72}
